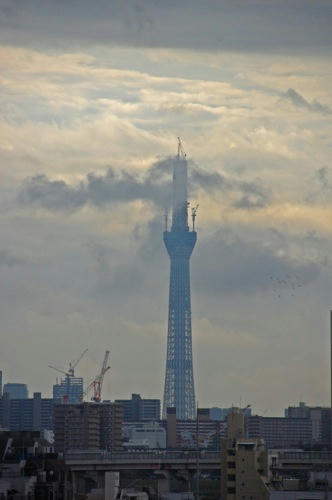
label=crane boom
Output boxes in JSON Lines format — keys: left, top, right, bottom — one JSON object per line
{"left": 49, "top": 348, "right": 88, "bottom": 378}
{"left": 82, "top": 350, "right": 110, "bottom": 403}
{"left": 48, "top": 365, "right": 68, "bottom": 377}
{"left": 177, "top": 137, "right": 186, "bottom": 159}
{"left": 101, "top": 350, "right": 110, "bottom": 374}
{"left": 70, "top": 348, "right": 88, "bottom": 372}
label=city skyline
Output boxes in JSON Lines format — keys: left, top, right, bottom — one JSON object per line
{"left": 0, "top": 1, "right": 332, "bottom": 415}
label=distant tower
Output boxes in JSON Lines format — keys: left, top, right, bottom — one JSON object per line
{"left": 162, "top": 138, "right": 197, "bottom": 420}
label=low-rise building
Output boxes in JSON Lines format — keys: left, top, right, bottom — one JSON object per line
{"left": 166, "top": 407, "right": 226, "bottom": 449}
{"left": 123, "top": 421, "right": 166, "bottom": 449}
{"left": 115, "top": 394, "right": 160, "bottom": 422}
{"left": 285, "top": 402, "right": 332, "bottom": 447}
{"left": 247, "top": 415, "right": 313, "bottom": 449}
{"left": 221, "top": 409, "right": 270, "bottom": 500}
{"left": 267, "top": 450, "right": 332, "bottom": 498}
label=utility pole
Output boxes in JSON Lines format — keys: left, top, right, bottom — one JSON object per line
{"left": 330, "top": 311, "right": 332, "bottom": 409}
{"left": 196, "top": 405, "right": 200, "bottom": 500}
{"left": 330, "top": 311, "right": 332, "bottom": 452}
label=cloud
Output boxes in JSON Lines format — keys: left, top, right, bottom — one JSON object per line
{"left": 18, "top": 163, "right": 169, "bottom": 212}
{"left": 0, "top": 0, "right": 331, "bottom": 53}
{"left": 316, "top": 166, "right": 329, "bottom": 189}
{"left": 283, "top": 88, "right": 331, "bottom": 115}
{"left": 193, "top": 226, "right": 322, "bottom": 296}
{"left": 232, "top": 181, "right": 269, "bottom": 209}
{"left": 0, "top": 249, "right": 22, "bottom": 267}
{"left": 306, "top": 166, "right": 332, "bottom": 205}
{"left": 18, "top": 159, "right": 270, "bottom": 213}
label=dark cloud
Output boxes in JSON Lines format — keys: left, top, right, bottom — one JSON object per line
{"left": 18, "top": 159, "right": 270, "bottom": 213}
{"left": 0, "top": 0, "right": 331, "bottom": 53}
{"left": 233, "top": 181, "right": 269, "bottom": 209}
{"left": 126, "top": 216, "right": 322, "bottom": 298}
{"left": 316, "top": 166, "right": 329, "bottom": 188}
{"left": 283, "top": 88, "right": 331, "bottom": 115}
{"left": 18, "top": 163, "right": 172, "bottom": 212}
{"left": 86, "top": 241, "right": 144, "bottom": 297}
{"left": 189, "top": 164, "right": 225, "bottom": 192}
{"left": 192, "top": 227, "right": 321, "bottom": 296}
{"left": 306, "top": 166, "right": 332, "bottom": 204}
{"left": 0, "top": 249, "right": 22, "bottom": 267}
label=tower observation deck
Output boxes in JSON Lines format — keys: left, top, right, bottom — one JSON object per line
{"left": 162, "top": 139, "right": 196, "bottom": 420}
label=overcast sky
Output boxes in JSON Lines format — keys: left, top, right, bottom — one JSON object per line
{"left": 1, "top": 0, "right": 332, "bottom": 415}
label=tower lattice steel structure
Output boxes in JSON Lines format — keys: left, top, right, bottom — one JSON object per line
{"left": 162, "top": 140, "right": 197, "bottom": 420}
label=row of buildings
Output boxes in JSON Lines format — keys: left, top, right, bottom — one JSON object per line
{"left": 1, "top": 390, "right": 331, "bottom": 453}
{"left": 1, "top": 371, "right": 331, "bottom": 456}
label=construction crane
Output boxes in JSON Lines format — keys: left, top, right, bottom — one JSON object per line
{"left": 177, "top": 136, "right": 186, "bottom": 159}
{"left": 191, "top": 204, "right": 199, "bottom": 231}
{"left": 82, "top": 350, "right": 110, "bottom": 403}
{"left": 48, "top": 348, "right": 88, "bottom": 378}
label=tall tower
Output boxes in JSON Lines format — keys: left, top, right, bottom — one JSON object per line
{"left": 162, "top": 139, "right": 197, "bottom": 420}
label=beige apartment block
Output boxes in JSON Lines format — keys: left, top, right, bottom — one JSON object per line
{"left": 221, "top": 409, "right": 269, "bottom": 500}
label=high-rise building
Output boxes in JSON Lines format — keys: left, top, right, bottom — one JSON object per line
{"left": 162, "top": 140, "right": 197, "bottom": 420}
{"left": 0, "top": 392, "right": 53, "bottom": 431}
{"left": 53, "top": 402, "right": 123, "bottom": 453}
{"left": 53, "top": 376, "right": 83, "bottom": 403}
{"left": 115, "top": 394, "right": 160, "bottom": 421}
{"left": 0, "top": 370, "right": 2, "bottom": 397}
{"left": 3, "top": 383, "right": 28, "bottom": 399}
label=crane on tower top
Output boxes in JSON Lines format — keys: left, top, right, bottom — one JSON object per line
{"left": 191, "top": 204, "right": 199, "bottom": 231}
{"left": 48, "top": 348, "right": 88, "bottom": 378}
{"left": 83, "top": 350, "right": 110, "bottom": 403}
{"left": 177, "top": 137, "right": 186, "bottom": 159}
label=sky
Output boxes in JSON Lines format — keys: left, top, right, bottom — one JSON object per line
{"left": 0, "top": 0, "right": 332, "bottom": 416}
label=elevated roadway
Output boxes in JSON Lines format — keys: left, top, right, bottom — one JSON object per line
{"left": 64, "top": 450, "right": 220, "bottom": 472}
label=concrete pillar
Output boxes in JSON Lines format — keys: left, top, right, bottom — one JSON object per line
{"left": 105, "top": 471, "right": 120, "bottom": 500}
{"left": 72, "top": 471, "right": 77, "bottom": 499}
{"left": 167, "top": 407, "right": 177, "bottom": 448}
{"left": 154, "top": 470, "right": 171, "bottom": 497}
